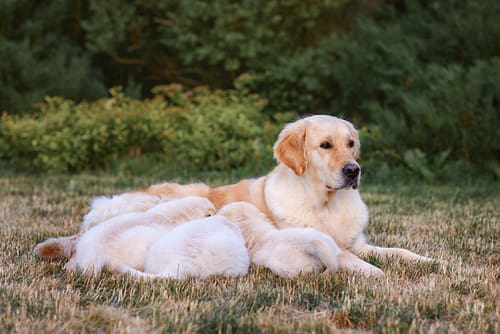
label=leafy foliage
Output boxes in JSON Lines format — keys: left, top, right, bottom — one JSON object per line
{"left": 0, "top": 0, "right": 498, "bottom": 175}
{"left": 0, "top": 85, "right": 275, "bottom": 174}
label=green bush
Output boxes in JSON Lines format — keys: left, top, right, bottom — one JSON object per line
{"left": 0, "top": 86, "right": 276, "bottom": 174}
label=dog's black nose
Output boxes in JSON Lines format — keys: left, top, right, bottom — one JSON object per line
{"left": 342, "top": 163, "right": 360, "bottom": 179}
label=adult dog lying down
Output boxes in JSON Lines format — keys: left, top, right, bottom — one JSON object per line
{"left": 36, "top": 115, "right": 433, "bottom": 276}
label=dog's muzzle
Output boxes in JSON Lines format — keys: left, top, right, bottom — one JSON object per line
{"left": 342, "top": 163, "right": 360, "bottom": 189}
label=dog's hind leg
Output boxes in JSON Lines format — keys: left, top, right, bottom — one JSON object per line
{"left": 359, "top": 244, "right": 435, "bottom": 262}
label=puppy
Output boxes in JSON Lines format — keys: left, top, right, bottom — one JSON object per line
{"left": 69, "top": 196, "right": 215, "bottom": 274}
{"left": 82, "top": 183, "right": 212, "bottom": 232}
{"left": 118, "top": 216, "right": 249, "bottom": 279}
{"left": 34, "top": 192, "right": 176, "bottom": 260}
{"left": 218, "top": 202, "right": 342, "bottom": 278}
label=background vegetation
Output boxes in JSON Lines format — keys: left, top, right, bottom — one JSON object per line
{"left": 1, "top": 0, "right": 499, "bottom": 178}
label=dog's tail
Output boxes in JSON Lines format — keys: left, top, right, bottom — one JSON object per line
{"left": 34, "top": 234, "right": 80, "bottom": 260}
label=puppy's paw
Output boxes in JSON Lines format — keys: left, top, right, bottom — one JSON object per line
{"left": 362, "top": 265, "right": 385, "bottom": 278}
{"left": 64, "top": 259, "right": 77, "bottom": 272}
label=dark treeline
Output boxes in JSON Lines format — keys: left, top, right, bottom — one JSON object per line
{"left": 0, "top": 0, "right": 499, "bottom": 177}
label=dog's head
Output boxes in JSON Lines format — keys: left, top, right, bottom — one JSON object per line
{"left": 274, "top": 115, "right": 361, "bottom": 191}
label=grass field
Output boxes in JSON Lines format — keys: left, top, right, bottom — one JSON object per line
{"left": 0, "top": 174, "right": 498, "bottom": 333}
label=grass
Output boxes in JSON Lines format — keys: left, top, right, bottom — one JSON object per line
{"left": 0, "top": 174, "right": 498, "bottom": 333}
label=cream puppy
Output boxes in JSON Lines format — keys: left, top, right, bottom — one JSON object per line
{"left": 82, "top": 192, "right": 175, "bottom": 232}
{"left": 118, "top": 216, "right": 249, "bottom": 279}
{"left": 82, "top": 183, "right": 211, "bottom": 232}
{"left": 218, "top": 202, "right": 342, "bottom": 278}
{"left": 35, "top": 192, "right": 179, "bottom": 261}
{"left": 69, "top": 196, "right": 215, "bottom": 274}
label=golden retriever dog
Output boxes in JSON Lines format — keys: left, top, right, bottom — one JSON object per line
{"left": 218, "top": 202, "right": 342, "bottom": 278}
{"left": 117, "top": 215, "right": 249, "bottom": 279}
{"left": 36, "top": 115, "right": 433, "bottom": 276}
{"left": 67, "top": 197, "right": 216, "bottom": 274}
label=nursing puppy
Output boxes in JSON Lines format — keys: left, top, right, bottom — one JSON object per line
{"left": 36, "top": 187, "right": 212, "bottom": 261}
{"left": 82, "top": 183, "right": 211, "bottom": 231}
{"left": 218, "top": 202, "right": 344, "bottom": 278}
{"left": 69, "top": 196, "right": 215, "bottom": 274}
{"left": 118, "top": 216, "right": 249, "bottom": 279}
{"left": 35, "top": 192, "right": 176, "bottom": 260}
{"left": 36, "top": 115, "right": 434, "bottom": 277}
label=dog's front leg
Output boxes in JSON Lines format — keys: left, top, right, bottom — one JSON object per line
{"left": 359, "top": 244, "right": 434, "bottom": 262}
{"left": 337, "top": 249, "right": 385, "bottom": 277}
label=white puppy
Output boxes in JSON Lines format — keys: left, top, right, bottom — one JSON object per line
{"left": 118, "top": 216, "right": 249, "bottom": 279}
{"left": 69, "top": 196, "right": 216, "bottom": 274}
{"left": 218, "top": 202, "right": 341, "bottom": 278}
{"left": 81, "top": 192, "right": 171, "bottom": 232}
{"left": 81, "top": 183, "right": 211, "bottom": 232}
{"left": 35, "top": 192, "right": 177, "bottom": 261}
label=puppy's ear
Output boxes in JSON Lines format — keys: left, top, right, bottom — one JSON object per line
{"left": 273, "top": 120, "right": 308, "bottom": 176}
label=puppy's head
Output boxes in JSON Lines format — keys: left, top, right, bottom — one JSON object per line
{"left": 182, "top": 196, "right": 217, "bottom": 218}
{"left": 274, "top": 115, "right": 361, "bottom": 191}
{"left": 153, "top": 196, "right": 216, "bottom": 222}
{"left": 218, "top": 202, "right": 266, "bottom": 222}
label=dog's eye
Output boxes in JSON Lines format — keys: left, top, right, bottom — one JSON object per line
{"left": 320, "top": 141, "right": 332, "bottom": 149}
{"left": 348, "top": 140, "right": 355, "bottom": 148}
{"left": 320, "top": 142, "right": 332, "bottom": 149}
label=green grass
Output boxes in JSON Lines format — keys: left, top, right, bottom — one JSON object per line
{"left": 0, "top": 175, "right": 498, "bottom": 333}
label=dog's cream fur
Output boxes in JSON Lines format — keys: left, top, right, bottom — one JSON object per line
{"left": 118, "top": 216, "right": 249, "bottom": 279}
{"left": 69, "top": 196, "right": 215, "bottom": 274}
{"left": 219, "top": 202, "right": 342, "bottom": 277}
{"left": 36, "top": 115, "right": 434, "bottom": 277}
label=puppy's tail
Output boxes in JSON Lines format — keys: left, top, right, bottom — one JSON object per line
{"left": 117, "top": 264, "right": 156, "bottom": 279}
{"left": 308, "top": 238, "right": 340, "bottom": 273}
{"left": 34, "top": 234, "right": 80, "bottom": 260}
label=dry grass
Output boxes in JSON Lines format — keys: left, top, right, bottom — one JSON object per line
{"left": 0, "top": 175, "right": 498, "bottom": 333}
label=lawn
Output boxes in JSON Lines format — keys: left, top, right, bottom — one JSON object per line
{"left": 0, "top": 175, "right": 498, "bottom": 333}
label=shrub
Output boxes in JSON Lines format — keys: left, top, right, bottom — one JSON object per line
{"left": 0, "top": 86, "right": 276, "bottom": 174}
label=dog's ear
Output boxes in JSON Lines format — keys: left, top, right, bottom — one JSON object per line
{"left": 273, "top": 120, "right": 308, "bottom": 176}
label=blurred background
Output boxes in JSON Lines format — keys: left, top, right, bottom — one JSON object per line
{"left": 0, "top": 0, "right": 498, "bottom": 182}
